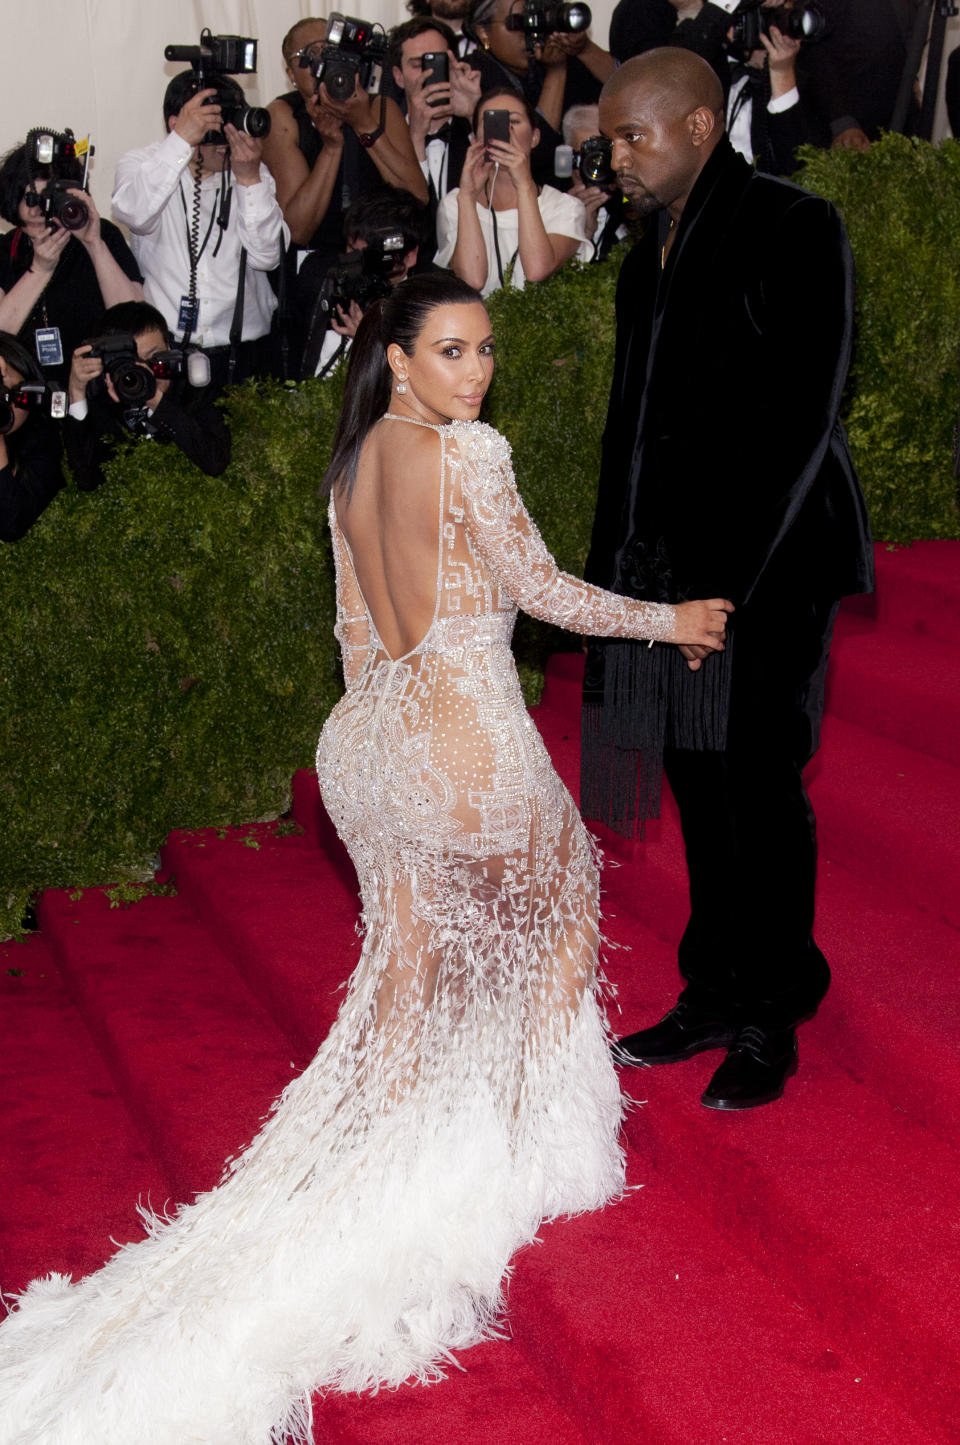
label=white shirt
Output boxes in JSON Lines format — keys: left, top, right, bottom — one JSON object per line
{"left": 727, "top": 78, "right": 801, "bottom": 165}
{"left": 112, "top": 131, "right": 288, "bottom": 348}
{"left": 434, "top": 185, "right": 591, "bottom": 298}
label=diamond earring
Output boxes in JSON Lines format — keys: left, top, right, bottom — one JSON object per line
{"left": 396, "top": 377, "right": 407, "bottom": 394}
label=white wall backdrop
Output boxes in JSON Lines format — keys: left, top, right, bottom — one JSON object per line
{"left": 1, "top": 0, "right": 616, "bottom": 218}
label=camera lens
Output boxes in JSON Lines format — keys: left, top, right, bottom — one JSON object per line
{"left": 57, "top": 195, "right": 89, "bottom": 231}
{"left": 240, "top": 105, "right": 271, "bottom": 138}
{"left": 110, "top": 362, "right": 155, "bottom": 406}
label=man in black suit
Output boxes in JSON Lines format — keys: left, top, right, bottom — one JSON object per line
{"left": 581, "top": 48, "right": 873, "bottom": 1109}
{"left": 796, "top": 0, "right": 917, "bottom": 149}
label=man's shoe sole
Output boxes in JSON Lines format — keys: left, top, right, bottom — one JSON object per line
{"left": 613, "top": 1032, "right": 736, "bottom": 1066}
{"left": 700, "top": 1053, "right": 799, "bottom": 1110}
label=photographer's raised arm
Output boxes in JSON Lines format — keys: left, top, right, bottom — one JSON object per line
{"left": 262, "top": 94, "right": 345, "bottom": 247}
{"left": 486, "top": 134, "right": 581, "bottom": 282}
{"left": 0, "top": 226, "right": 70, "bottom": 336}
{"left": 446, "top": 141, "right": 495, "bottom": 290}
{"left": 224, "top": 127, "right": 288, "bottom": 271}
{"left": 112, "top": 130, "right": 196, "bottom": 235}
{"left": 320, "top": 84, "right": 428, "bottom": 202}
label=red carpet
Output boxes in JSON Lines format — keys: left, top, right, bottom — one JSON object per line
{"left": 2, "top": 540, "right": 959, "bottom": 1443}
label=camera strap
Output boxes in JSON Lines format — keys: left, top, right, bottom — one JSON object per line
{"left": 227, "top": 248, "right": 248, "bottom": 385}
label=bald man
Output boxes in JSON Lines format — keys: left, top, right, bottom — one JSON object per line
{"left": 581, "top": 50, "right": 873, "bottom": 1110}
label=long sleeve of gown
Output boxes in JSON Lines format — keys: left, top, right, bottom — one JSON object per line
{"left": 453, "top": 422, "right": 675, "bottom": 643}
{"left": 328, "top": 496, "right": 372, "bottom": 689}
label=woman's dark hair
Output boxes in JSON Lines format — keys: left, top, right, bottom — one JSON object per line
{"left": 0, "top": 139, "right": 84, "bottom": 229}
{"left": 0, "top": 331, "right": 43, "bottom": 385}
{"left": 472, "top": 85, "right": 537, "bottom": 135}
{"left": 322, "top": 271, "right": 485, "bottom": 499}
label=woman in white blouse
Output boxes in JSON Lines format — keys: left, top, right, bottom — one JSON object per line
{"left": 434, "top": 86, "right": 591, "bottom": 297}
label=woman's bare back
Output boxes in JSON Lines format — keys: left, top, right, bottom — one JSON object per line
{"left": 334, "top": 418, "right": 445, "bottom": 662}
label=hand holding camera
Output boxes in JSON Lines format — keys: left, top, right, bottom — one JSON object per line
{"left": 68, "top": 344, "right": 104, "bottom": 406}
{"left": 25, "top": 218, "right": 71, "bottom": 276}
{"left": 174, "top": 88, "right": 224, "bottom": 148}
{"left": 224, "top": 124, "right": 263, "bottom": 186}
{"left": 319, "top": 77, "right": 380, "bottom": 135}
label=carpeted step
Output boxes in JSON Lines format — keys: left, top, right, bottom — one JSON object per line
{"left": 827, "top": 610, "right": 960, "bottom": 767}
{"left": 0, "top": 933, "right": 169, "bottom": 1295}
{"left": 846, "top": 541, "right": 960, "bottom": 647}
{"left": 508, "top": 1170, "right": 949, "bottom": 1444}
{"left": 162, "top": 824, "right": 359, "bottom": 1060}
{"left": 37, "top": 888, "right": 296, "bottom": 1204}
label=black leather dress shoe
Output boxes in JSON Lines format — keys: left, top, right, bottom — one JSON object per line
{"left": 701, "top": 1026, "right": 799, "bottom": 1110}
{"left": 615, "top": 1000, "right": 737, "bottom": 1065}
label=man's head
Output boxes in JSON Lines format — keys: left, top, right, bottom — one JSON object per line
{"left": 163, "top": 70, "right": 248, "bottom": 171}
{"left": 94, "top": 302, "right": 173, "bottom": 407}
{"left": 406, "top": 0, "right": 473, "bottom": 25}
{"left": 390, "top": 17, "right": 457, "bottom": 93}
{"left": 599, "top": 49, "right": 724, "bottom": 218}
{"left": 562, "top": 103, "right": 600, "bottom": 154}
{"left": 343, "top": 190, "right": 430, "bottom": 282}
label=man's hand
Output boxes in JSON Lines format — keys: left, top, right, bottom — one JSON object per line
{"left": 832, "top": 126, "right": 870, "bottom": 152}
{"left": 331, "top": 299, "right": 364, "bottom": 339}
{"left": 568, "top": 175, "right": 607, "bottom": 231}
{"left": 450, "top": 59, "right": 481, "bottom": 120}
{"left": 760, "top": 24, "right": 800, "bottom": 98}
{"left": 174, "top": 89, "right": 222, "bottom": 147}
{"left": 226, "top": 124, "right": 263, "bottom": 185}
{"left": 407, "top": 68, "right": 454, "bottom": 154}
{"left": 68, "top": 344, "right": 102, "bottom": 405}
{"left": 670, "top": 599, "right": 734, "bottom": 668}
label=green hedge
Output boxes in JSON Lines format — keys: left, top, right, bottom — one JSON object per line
{"left": 2, "top": 137, "right": 958, "bottom": 936}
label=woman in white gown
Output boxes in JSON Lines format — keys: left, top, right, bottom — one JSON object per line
{"left": 0, "top": 272, "right": 731, "bottom": 1444}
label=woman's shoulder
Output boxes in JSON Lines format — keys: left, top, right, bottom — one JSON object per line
{"left": 442, "top": 418, "right": 512, "bottom": 468}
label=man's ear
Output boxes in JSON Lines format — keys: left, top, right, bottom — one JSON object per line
{"left": 167, "top": 114, "right": 178, "bottom": 134}
{"left": 689, "top": 104, "right": 719, "bottom": 148}
{"left": 531, "top": 127, "right": 541, "bottom": 150}
{"left": 392, "top": 64, "right": 405, "bottom": 93}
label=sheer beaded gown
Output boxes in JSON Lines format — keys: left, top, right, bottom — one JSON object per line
{"left": 0, "top": 416, "right": 674, "bottom": 1445}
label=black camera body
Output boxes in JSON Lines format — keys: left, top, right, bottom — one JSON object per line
{"left": 85, "top": 334, "right": 210, "bottom": 408}
{"left": 164, "top": 30, "right": 271, "bottom": 144}
{"left": 0, "top": 382, "right": 67, "bottom": 434}
{"left": 319, "top": 230, "right": 408, "bottom": 323}
{"left": 577, "top": 134, "right": 616, "bottom": 191}
{"left": 727, "top": 1, "right": 828, "bottom": 58}
{"left": 23, "top": 177, "right": 89, "bottom": 232}
{"left": 505, "top": 0, "right": 592, "bottom": 47}
{"left": 300, "top": 13, "right": 389, "bottom": 103}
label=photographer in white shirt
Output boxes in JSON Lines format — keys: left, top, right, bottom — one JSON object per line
{"left": 112, "top": 73, "right": 288, "bottom": 393}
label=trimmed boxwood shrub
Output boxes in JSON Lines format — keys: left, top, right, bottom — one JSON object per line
{"left": 2, "top": 136, "right": 958, "bottom": 936}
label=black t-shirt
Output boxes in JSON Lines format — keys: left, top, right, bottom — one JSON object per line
{"left": 277, "top": 90, "right": 383, "bottom": 261}
{"left": 0, "top": 220, "right": 142, "bottom": 385}
{"left": 0, "top": 417, "right": 65, "bottom": 542}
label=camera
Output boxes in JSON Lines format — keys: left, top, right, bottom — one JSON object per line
{"left": 504, "top": 1, "right": 592, "bottom": 46}
{"left": 318, "top": 230, "right": 409, "bottom": 323}
{"left": 23, "top": 177, "right": 89, "bottom": 232}
{"left": 164, "top": 29, "right": 271, "bottom": 143}
{"left": 556, "top": 134, "right": 616, "bottom": 190}
{"left": 85, "top": 334, "right": 211, "bottom": 407}
{"left": 299, "top": 13, "right": 390, "bottom": 103}
{"left": 0, "top": 382, "right": 67, "bottom": 434}
{"left": 727, "top": 1, "right": 828, "bottom": 58}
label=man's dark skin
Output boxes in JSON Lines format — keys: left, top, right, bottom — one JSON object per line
{"left": 585, "top": 50, "right": 872, "bottom": 1111}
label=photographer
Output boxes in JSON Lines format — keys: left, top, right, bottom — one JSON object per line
{"left": 405, "top": 0, "right": 478, "bottom": 57}
{"left": 668, "top": 1, "right": 808, "bottom": 175}
{"left": 112, "top": 73, "right": 287, "bottom": 395}
{"left": 795, "top": 0, "right": 915, "bottom": 150}
{"left": 561, "top": 103, "right": 632, "bottom": 258}
{"left": 65, "top": 302, "right": 230, "bottom": 494}
{"left": 0, "top": 136, "right": 142, "bottom": 385}
{"left": 0, "top": 332, "right": 65, "bottom": 543}
{"left": 436, "top": 86, "right": 591, "bottom": 295}
{"left": 466, "top": 0, "right": 616, "bottom": 184}
{"left": 262, "top": 17, "right": 427, "bottom": 374}
{"left": 390, "top": 17, "right": 480, "bottom": 212}
{"left": 300, "top": 189, "right": 430, "bottom": 377}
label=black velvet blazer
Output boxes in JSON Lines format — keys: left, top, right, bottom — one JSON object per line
{"left": 584, "top": 137, "right": 873, "bottom": 609}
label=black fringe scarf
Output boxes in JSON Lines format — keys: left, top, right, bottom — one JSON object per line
{"left": 580, "top": 629, "right": 734, "bottom": 837}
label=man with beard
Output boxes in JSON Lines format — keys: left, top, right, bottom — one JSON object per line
{"left": 405, "top": 0, "right": 477, "bottom": 56}
{"left": 581, "top": 49, "right": 873, "bottom": 1110}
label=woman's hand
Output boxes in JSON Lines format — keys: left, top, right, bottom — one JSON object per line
{"left": 485, "top": 134, "right": 534, "bottom": 192}
{"left": 320, "top": 77, "right": 379, "bottom": 135}
{"left": 67, "top": 188, "right": 102, "bottom": 248}
{"left": 29, "top": 222, "right": 70, "bottom": 276}
{"left": 459, "top": 136, "right": 493, "bottom": 202}
{"left": 669, "top": 598, "right": 734, "bottom": 669}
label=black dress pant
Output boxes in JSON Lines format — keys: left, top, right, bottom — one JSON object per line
{"left": 663, "top": 595, "right": 840, "bottom": 1031}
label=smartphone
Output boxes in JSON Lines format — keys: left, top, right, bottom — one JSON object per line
{"left": 483, "top": 108, "right": 511, "bottom": 158}
{"left": 421, "top": 50, "right": 450, "bottom": 107}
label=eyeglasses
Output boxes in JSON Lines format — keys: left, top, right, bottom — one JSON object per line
{"left": 285, "top": 41, "right": 326, "bottom": 68}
